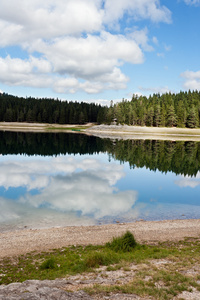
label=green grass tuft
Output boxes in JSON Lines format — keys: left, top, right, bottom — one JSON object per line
{"left": 40, "top": 258, "right": 57, "bottom": 270}
{"left": 106, "top": 231, "right": 137, "bottom": 252}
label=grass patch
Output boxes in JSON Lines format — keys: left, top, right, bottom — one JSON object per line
{"left": 46, "top": 126, "right": 89, "bottom": 131}
{"left": 0, "top": 233, "right": 200, "bottom": 299}
{"left": 106, "top": 231, "right": 137, "bottom": 252}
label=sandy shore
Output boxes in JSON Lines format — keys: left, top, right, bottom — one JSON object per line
{"left": 1, "top": 122, "right": 200, "bottom": 141}
{"left": 0, "top": 219, "right": 200, "bottom": 258}
{"left": 87, "top": 124, "right": 200, "bottom": 141}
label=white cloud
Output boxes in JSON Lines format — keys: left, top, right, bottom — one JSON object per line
{"left": 0, "top": 32, "right": 142, "bottom": 93}
{"left": 152, "top": 36, "right": 159, "bottom": 45}
{"left": 103, "top": 0, "right": 172, "bottom": 25}
{"left": 0, "top": 0, "right": 172, "bottom": 94}
{"left": 181, "top": 70, "right": 200, "bottom": 90}
{"left": 129, "top": 27, "right": 154, "bottom": 51}
{"left": 0, "top": 1, "right": 171, "bottom": 48}
{"left": 35, "top": 32, "right": 143, "bottom": 78}
{"left": 138, "top": 85, "right": 171, "bottom": 94}
{"left": 0, "top": 0, "right": 103, "bottom": 46}
{"left": 183, "top": 0, "right": 200, "bottom": 5}
{"left": 0, "top": 56, "right": 52, "bottom": 87}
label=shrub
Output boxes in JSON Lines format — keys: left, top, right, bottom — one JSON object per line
{"left": 106, "top": 231, "right": 137, "bottom": 252}
{"left": 40, "top": 258, "right": 56, "bottom": 270}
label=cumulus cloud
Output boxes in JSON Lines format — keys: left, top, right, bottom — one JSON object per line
{"left": 103, "top": 0, "right": 172, "bottom": 25}
{"left": 0, "top": 0, "right": 103, "bottom": 45}
{"left": 181, "top": 70, "right": 200, "bottom": 90}
{"left": 0, "top": 0, "right": 172, "bottom": 94}
{"left": 129, "top": 27, "right": 154, "bottom": 51}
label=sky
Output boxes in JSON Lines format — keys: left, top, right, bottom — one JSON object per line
{"left": 0, "top": 0, "right": 200, "bottom": 105}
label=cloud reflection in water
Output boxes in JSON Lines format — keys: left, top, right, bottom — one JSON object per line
{"left": 0, "top": 155, "right": 138, "bottom": 229}
{"left": 174, "top": 172, "right": 200, "bottom": 188}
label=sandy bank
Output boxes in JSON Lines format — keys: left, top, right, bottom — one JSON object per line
{"left": 0, "top": 219, "right": 200, "bottom": 258}
{"left": 87, "top": 125, "right": 200, "bottom": 141}
{"left": 1, "top": 122, "right": 200, "bottom": 141}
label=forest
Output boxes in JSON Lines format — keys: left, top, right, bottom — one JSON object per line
{"left": 0, "top": 90, "right": 200, "bottom": 127}
{"left": 0, "top": 93, "right": 104, "bottom": 124}
{"left": 101, "top": 90, "right": 200, "bottom": 128}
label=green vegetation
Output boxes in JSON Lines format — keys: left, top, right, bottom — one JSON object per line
{"left": 46, "top": 126, "right": 86, "bottom": 131}
{"left": 106, "top": 231, "right": 137, "bottom": 252}
{"left": 0, "top": 233, "right": 200, "bottom": 299}
{"left": 103, "top": 90, "right": 200, "bottom": 128}
{"left": 1, "top": 90, "right": 200, "bottom": 127}
{"left": 0, "top": 93, "right": 103, "bottom": 124}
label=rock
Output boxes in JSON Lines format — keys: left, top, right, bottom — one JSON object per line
{"left": 0, "top": 279, "right": 93, "bottom": 299}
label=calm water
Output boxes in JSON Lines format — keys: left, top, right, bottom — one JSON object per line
{"left": 0, "top": 131, "right": 200, "bottom": 232}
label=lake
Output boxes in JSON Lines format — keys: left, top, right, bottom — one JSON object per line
{"left": 0, "top": 131, "right": 200, "bottom": 232}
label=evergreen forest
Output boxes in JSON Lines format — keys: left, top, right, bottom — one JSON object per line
{"left": 1, "top": 90, "right": 200, "bottom": 128}
{"left": 0, "top": 93, "right": 103, "bottom": 124}
{"left": 102, "top": 90, "right": 200, "bottom": 128}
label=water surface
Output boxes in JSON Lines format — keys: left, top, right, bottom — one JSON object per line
{"left": 0, "top": 131, "right": 200, "bottom": 232}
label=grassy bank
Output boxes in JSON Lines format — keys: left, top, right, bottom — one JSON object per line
{"left": 1, "top": 233, "right": 200, "bottom": 299}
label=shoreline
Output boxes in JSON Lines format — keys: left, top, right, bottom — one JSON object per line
{"left": 86, "top": 124, "right": 200, "bottom": 141}
{"left": 1, "top": 122, "right": 200, "bottom": 141}
{"left": 0, "top": 219, "right": 200, "bottom": 258}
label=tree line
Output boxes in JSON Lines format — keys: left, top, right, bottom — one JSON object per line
{"left": 0, "top": 93, "right": 103, "bottom": 124}
{"left": 100, "top": 90, "right": 200, "bottom": 128}
{"left": 1, "top": 90, "right": 200, "bottom": 127}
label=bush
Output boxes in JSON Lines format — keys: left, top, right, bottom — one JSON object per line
{"left": 40, "top": 258, "right": 56, "bottom": 270}
{"left": 106, "top": 231, "right": 137, "bottom": 252}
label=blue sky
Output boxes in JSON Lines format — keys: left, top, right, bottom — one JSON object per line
{"left": 0, "top": 0, "right": 200, "bottom": 105}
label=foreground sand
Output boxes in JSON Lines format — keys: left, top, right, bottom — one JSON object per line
{"left": 0, "top": 219, "right": 200, "bottom": 258}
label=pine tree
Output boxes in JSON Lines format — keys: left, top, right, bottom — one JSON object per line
{"left": 166, "top": 105, "right": 177, "bottom": 127}
{"left": 187, "top": 105, "right": 199, "bottom": 128}
{"left": 154, "top": 104, "right": 161, "bottom": 127}
{"left": 176, "top": 100, "right": 186, "bottom": 127}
